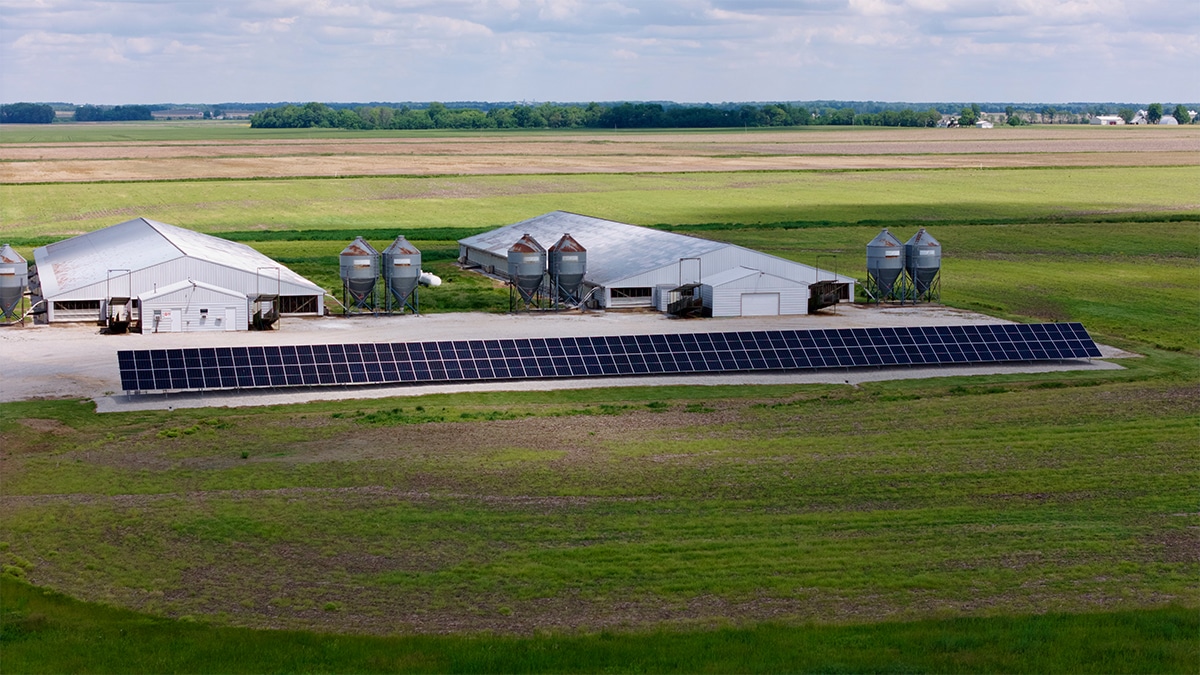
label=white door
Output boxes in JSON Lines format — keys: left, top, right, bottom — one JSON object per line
{"left": 741, "top": 293, "right": 780, "bottom": 316}
{"left": 224, "top": 307, "right": 238, "bottom": 331}
{"left": 170, "top": 308, "right": 183, "bottom": 332}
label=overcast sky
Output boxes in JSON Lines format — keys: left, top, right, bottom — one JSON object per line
{"left": 1, "top": 0, "right": 1195, "bottom": 105}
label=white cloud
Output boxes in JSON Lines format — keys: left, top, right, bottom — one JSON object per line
{"left": 0, "top": 0, "right": 1194, "bottom": 103}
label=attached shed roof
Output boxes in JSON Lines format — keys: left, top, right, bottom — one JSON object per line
{"left": 34, "top": 218, "right": 322, "bottom": 299}
{"left": 459, "top": 211, "right": 727, "bottom": 287}
{"left": 702, "top": 266, "right": 808, "bottom": 289}
{"left": 138, "top": 279, "right": 248, "bottom": 303}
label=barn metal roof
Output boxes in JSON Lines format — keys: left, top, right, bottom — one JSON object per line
{"left": 459, "top": 211, "right": 727, "bottom": 286}
{"left": 33, "top": 218, "right": 323, "bottom": 298}
{"left": 459, "top": 211, "right": 855, "bottom": 287}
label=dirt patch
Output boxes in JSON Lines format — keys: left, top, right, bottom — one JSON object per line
{"left": 18, "top": 418, "right": 74, "bottom": 433}
{"left": 275, "top": 409, "right": 724, "bottom": 466}
{"left": 1141, "top": 528, "right": 1200, "bottom": 565}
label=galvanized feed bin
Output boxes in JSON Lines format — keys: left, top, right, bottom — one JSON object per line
{"left": 0, "top": 244, "right": 28, "bottom": 319}
{"left": 904, "top": 228, "right": 941, "bottom": 300}
{"left": 339, "top": 237, "right": 379, "bottom": 305}
{"left": 507, "top": 234, "right": 546, "bottom": 304}
{"left": 866, "top": 229, "right": 905, "bottom": 300}
{"left": 382, "top": 236, "right": 421, "bottom": 310}
{"left": 548, "top": 233, "right": 586, "bottom": 303}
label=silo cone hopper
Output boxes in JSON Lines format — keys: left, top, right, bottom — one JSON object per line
{"left": 383, "top": 236, "right": 421, "bottom": 314}
{"left": 905, "top": 228, "right": 942, "bottom": 302}
{"left": 865, "top": 229, "right": 906, "bottom": 302}
{"left": 339, "top": 237, "right": 380, "bottom": 312}
{"left": 549, "top": 234, "right": 587, "bottom": 306}
{"left": 0, "top": 244, "right": 28, "bottom": 321}
{"left": 507, "top": 234, "right": 546, "bottom": 307}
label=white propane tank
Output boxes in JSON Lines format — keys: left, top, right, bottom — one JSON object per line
{"left": 418, "top": 271, "right": 442, "bottom": 287}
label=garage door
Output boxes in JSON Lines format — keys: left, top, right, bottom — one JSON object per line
{"left": 740, "top": 293, "right": 780, "bottom": 316}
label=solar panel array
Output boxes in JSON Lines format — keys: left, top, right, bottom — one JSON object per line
{"left": 117, "top": 322, "right": 1101, "bottom": 394}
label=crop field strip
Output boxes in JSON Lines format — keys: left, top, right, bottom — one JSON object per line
{"left": 4, "top": 125, "right": 1197, "bottom": 182}
{"left": 117, "top": 322, "right": 1101, "bottom": 393}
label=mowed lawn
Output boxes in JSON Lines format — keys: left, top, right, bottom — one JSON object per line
{"left": 2, "top": 355, "right": 1198, "bottom": 670}
{"left": 1, "top": 144, "right": 1198, "bottom": 671}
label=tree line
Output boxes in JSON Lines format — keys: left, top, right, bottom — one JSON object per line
{"left": 250, "top": 101, "right": 946, "bottom": 130}
{"left": 0, "top": 103, "right": 56, "bottom": 124}
{"left": 73, "top": 105, "right": 153, "bottom": 122}
{"left": 1, "top": 103, "right": 172, "bottom": 123}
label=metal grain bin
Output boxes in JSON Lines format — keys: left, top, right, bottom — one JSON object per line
{"left": 548, "top": 233, "right": 586, "bottom": 304}
{"left": 904, "top": 228, "right": 941, "bottom": 301}
{"left": 0, "top": 244, "right": 28, "bottom": 319}
{"left": 507, "top": 234, "right": 546, "bottom": 304}
{"left": 339, "top": 237, "right": 379, "bottom": 307}
{"left": 866, "top": 229, "right": 905, "bottom": 300}
{"left": 382, "top": 236, "right": 421, "bottom": 312}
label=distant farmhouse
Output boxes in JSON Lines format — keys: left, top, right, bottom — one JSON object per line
{"left": 1090, "top": 115, "right": 1125, "bottom": 125}
{"left": 151, "top": 108, "right": 204, "bottom": 120}
{"left": 1129, "top": 109, "right": 1195, "bottom": 125}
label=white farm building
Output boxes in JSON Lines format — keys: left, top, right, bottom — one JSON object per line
{"left": 458, "top": 211, "right": 855, "bottom": 317}
{"left": 31, "top": 218, "right": 324, "bottom": 328}
{"left": 138, "top": 280, "right": 249, "bottom": 333}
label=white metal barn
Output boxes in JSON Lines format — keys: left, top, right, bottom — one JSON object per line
{"left": 31, "top": 218, "right": 324, "bottom": 325}
{"left": 139, "top": 280, "right": 249, "bottom": 333}
{"left": 458, "top": 211, "right": 854, "bottom": 316}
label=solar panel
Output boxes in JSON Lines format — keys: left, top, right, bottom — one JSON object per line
{"left": 116, "top": 322, "right": 1104, "bottom": 394}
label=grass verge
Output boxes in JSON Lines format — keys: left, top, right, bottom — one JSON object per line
{"left": 4, "top": 578, "right": 1196, "bottom": 674}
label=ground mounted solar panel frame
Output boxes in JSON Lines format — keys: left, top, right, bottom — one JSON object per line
{"left": 117, "top": 322, "right": 1103, "bottom": 395}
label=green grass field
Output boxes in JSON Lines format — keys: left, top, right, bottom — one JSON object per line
{"left": 2, "top": 353, "right": 1198, "bottom": 669}
{"left": 4, "top": 579, "right": 1195, "bottom": 673}
{"left": 4, "top": 167, "right": 1198, "bottom": 240}
{"left": 1, "top": 138, "right": 1198, "bottom": 671}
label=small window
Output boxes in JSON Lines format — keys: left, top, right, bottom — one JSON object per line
{"left": 55, "top": 300, "right": 101, "bottom": 310}
{"left": 611, "top": 287, "right": 652, "bottom": 299}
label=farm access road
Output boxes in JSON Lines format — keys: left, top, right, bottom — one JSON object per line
{"left": 0, "top": 305, "right": 1126, "bottom": 412}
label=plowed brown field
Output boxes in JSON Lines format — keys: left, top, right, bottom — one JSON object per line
{"left": 3, "top": 126, "right": 1197, "bottom": 183}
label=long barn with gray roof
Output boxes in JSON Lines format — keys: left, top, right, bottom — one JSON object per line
{"left": 31, "top": 218, "right": 324, "bottom": 326}
{"left": 458, "top": 211, "right": 854, "bottom": 316}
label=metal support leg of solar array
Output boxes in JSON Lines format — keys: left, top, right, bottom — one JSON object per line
{"left": 118, "top": 322, "right": 1104, "bottom": 395}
